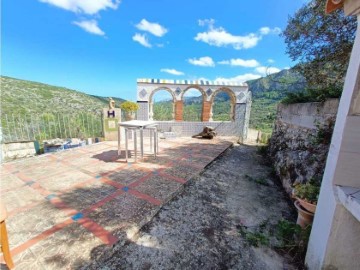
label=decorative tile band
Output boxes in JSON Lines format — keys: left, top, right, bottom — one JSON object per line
{"left": 137, "top": 78, "right": 247, "bottom": 87}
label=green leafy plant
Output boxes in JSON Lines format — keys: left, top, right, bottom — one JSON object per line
{"left": 238, "top": 219, "right": 311, "bottom": 267}
{"left": 245, "top": 232, "right": 269, "bottom": 247}
{"left": 312, "top": 119, "right": 335, "bottom": 145}
{"left": 120, "top": 101, "right": 139, "bottom": 112}
{"left": 293, "top": 180, "right": 320, "bottom": 204}
{"left": 244, "top": 174, "right": 269, "bottom": 186}
{"left": 275, "top": 219, "right": 311, "bottom": 266}
{"left": 238, "top": 219, "right": 270, "bottom": 247}
{"left": 276, "top": 219, "right": 302, "bottom": 248}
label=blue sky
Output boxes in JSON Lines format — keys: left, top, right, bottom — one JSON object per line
{"left": 2, "top": 0, "right": 305, "bottom": 101}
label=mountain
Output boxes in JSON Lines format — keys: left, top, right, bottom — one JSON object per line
{"left": 178, "top": 69, "right": 305, "bottom": 104}
{"left": 0, "top": 76, "right": 125, "bottom": 115}
{"left": 247, "top": 69, "right": 306, "bottom": 133}
{"left": 247, "top": 69, "right": 306, "bottom": 96}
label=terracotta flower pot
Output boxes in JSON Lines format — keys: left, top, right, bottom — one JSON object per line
{"left": 294, "top": 200, "right": 314, "bottom": 228}
{"left": 297, "top": 197, "right": 317, "bottom": 214}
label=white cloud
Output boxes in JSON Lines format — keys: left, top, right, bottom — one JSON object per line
{"left": 195, "top": 27, "right": 261, "bottom": 50}
{"left": 218, "top": 58, "right": 260, "bottom": 67}
{"left": 198, "top": 18, "right": 215, "bottom": 27}
{"left": 259, "top": 27, "right": 271, "bottom": 35}
{"left": 73, "top": 20, "right": 105, "bottom": 36}
{"left": 188, "top": 56, "right": 215, "bottom": 67}
{"left": 135, "top": 19, "right": 168, "bottom": 37}
{"left": 260, "top": 27, "right": 281, "bottom": 35}
{"left": 39, "top": 0, "right": 120, "bottom": 15}
{"left": 195, "top": 21, "right": 281, "bottom": 50}
{"left": 267, "top": 59, "right": 275, "bottom": 64}
{"left": 215, "top": 73, "right": 262, "bottom": 83}
{"left": 160, "top": 68, "right": 184, "bottom": 76}
{"left": 255, "top": 66, "right": 281, "bottom": 75}
{"left": 132, "top": 33, "right": 151, "bottom": 48}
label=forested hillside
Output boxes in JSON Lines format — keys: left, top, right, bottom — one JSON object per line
{"left": 0, "top": 76, "right": 125, "bottom": 115}
{"left": 247, "top": 69, "right": 306, "bottom": 132}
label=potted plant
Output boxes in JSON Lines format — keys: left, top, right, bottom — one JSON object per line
{"left": 293, "top": 180, "right": 321, "bottom": 214}
{"left": 120, "top": 101, "right": 139, "bottom": 121}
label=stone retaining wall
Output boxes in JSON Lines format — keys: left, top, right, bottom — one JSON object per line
{"left": 268, "top": 99, "right": 339, "bottom": 193}
{"left": 1, "top": 141, "right": 36, "bottom": 162}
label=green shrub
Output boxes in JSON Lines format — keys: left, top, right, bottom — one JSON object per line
{"left": 293, "top": 180, "right": 320, "bottom": 203}
{"left": 120, "top": 101, "right": 139, "bottom": 112}
{"left": 281, "top": 87, "right": 342, "bottom": 104}
{"left": 312, "top": 119, "right": 335, "bottom": 145}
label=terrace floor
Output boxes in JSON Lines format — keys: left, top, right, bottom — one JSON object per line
{"left": 0, "top": 137, "right": 234, "bottom": 269}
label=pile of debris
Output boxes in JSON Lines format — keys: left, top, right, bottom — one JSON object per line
{"left": 192, "top": 126, "right": 217, "bottom": 139}
{"left": 43, "top": 138, "right": 86, "bottom": 153}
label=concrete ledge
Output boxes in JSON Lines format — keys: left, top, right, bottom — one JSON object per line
{"left": 336, "top": 185, "right": 360, "bottom": 222}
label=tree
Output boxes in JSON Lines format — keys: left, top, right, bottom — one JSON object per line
{"left": 282, "top": 0, "right": 356, "bottom": 90}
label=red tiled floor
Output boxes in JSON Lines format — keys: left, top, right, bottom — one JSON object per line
{"left": 134, "top": 174, "right": 183, "bottom": 201}
{"left": 0, "top": 137, "right": 234, "bottom": 269}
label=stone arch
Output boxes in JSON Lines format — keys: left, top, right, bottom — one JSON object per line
{"left": 209, "top": 87, "right": 237, "bottom": 121}
{"left": 180, "top": 85, "right": 206, "bottom": 100}
{"left": 181, "top": 85, "right": 206, "bottom": 121}
{"left": 148, "top": 87, "right": 176, "bottom": 121}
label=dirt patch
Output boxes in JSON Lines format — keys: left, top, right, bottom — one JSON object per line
{"left": 84, "top": 143, "right": 297, "bottom": 269}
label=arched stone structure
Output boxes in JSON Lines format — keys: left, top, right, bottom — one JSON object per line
{"left": 209, "top": 87, "right": 237, "bottom": 121}
{"left": 181, "top": 85, "right": 206, "bottom": 122}
{"left": 148, "top": 87, "right": 176, "bottom": 121}
{"left": 136, "top": 78, "right": 251, "bottom": 138}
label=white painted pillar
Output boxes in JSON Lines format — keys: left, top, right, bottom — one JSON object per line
{"left": 305, "top": 11, "right": 360, "bottom": 270}
{"left": 230, "top": 102, "right": 235, "bottom": 121}
{"left": 149, "top": 102, "right": 154, "bottom": 121}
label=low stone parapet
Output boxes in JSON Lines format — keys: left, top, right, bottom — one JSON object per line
{"left": 1, "top": 141, "right": 36, "bottom": 162}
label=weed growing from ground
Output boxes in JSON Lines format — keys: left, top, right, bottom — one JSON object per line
{"left": 238, "top": 219, "right": 311, "bottom": 268}
{"left": 244, "top": 174, "right": 269, "bottom": 186}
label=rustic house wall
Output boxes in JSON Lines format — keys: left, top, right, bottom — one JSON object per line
{"left": 268, "top": 99, "right": 339, "bottom": 193}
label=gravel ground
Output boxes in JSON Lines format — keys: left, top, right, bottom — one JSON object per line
{"left": 86, "top": 143, "right": 298, "bottom": 270}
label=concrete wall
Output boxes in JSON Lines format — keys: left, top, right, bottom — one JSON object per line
{"left": 276, "top": 99, "right": 339, "bottom": 129}
{"left": 137, "top": 102, "right": 249, "bottom": 138}
{"left": 246, "top": 129, "right": 261, "bottom": 143}
{"left": 269, "top": 99, "right": 339, "bottom": 193}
